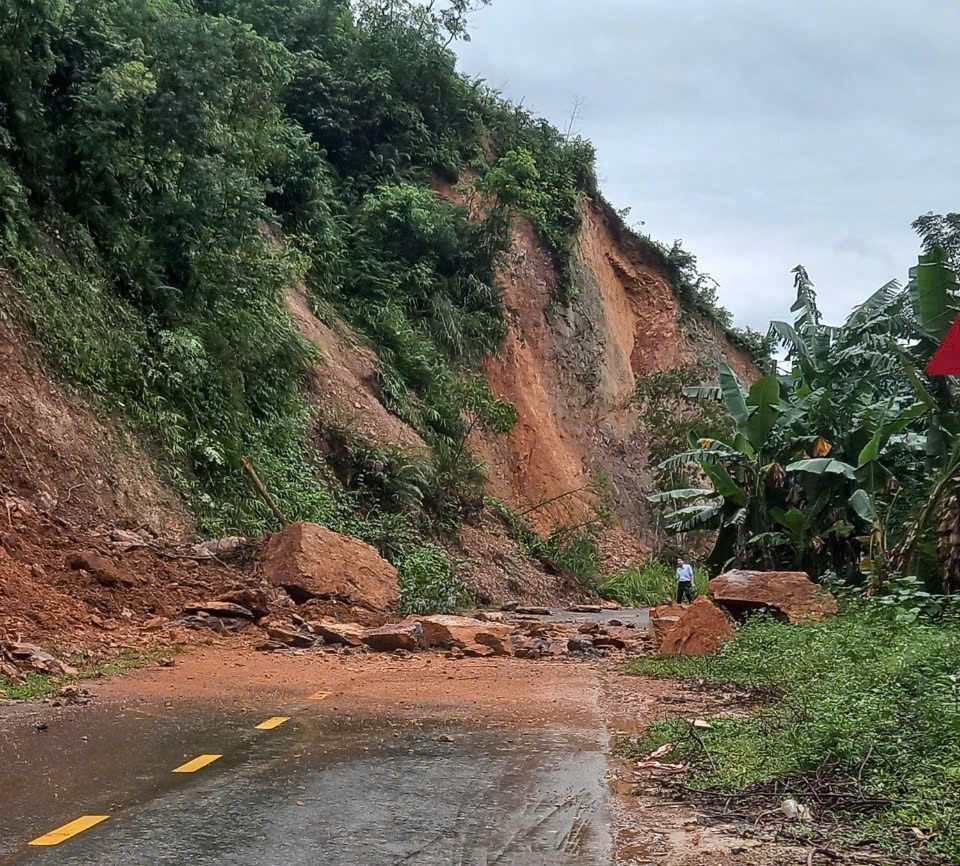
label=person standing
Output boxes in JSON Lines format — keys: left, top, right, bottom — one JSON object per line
{"left": 675, "top": 555, "right": 695, "bottom": 604}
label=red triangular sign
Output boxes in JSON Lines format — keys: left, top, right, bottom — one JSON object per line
{"left": 926, "top": 314, "right": 960, "bottom": 375}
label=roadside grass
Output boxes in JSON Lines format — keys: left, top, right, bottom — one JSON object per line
{"left": 599, "top": 559, "right": 708, "bottom": 606}
{"left": 626, "top": 608, "right": 960, "bottom": 863}
{"left": 0, "top": 648, "right": 175, "bottom": 701}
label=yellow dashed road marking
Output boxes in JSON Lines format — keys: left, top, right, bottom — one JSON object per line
{"left": 309, "top": 691, "right": 330, "bottom": 700}
{"left": 172, "top": 754, "right": 222, "bottom": 773}
{"left": 255, "top": 716, "right": 290, "bottom": 730}
{"left": 29, "top": 815, "right": 109, "bottom": 846}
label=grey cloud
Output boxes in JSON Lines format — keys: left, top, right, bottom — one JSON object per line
{"left": 456, "top": 0, "right": 960, "bottom": 331}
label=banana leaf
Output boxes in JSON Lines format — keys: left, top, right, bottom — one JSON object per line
{"left": 785, "top": 457, "right": 856, "bottom": 479}
{"left": 718, "top": 362, "right": 749, "bottom": 426}
{"left": 744, "top": 375, "right": 781, "bottom": 449}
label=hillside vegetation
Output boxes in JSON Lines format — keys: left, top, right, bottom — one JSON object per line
{"left": 0, "top": 0, "right": 753, "bottom": 596}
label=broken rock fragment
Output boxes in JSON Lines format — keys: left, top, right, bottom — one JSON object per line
{"left": 182, "top": 601, "right": 255, "bottom": 619}
{"left": 361, "top": 621, "right": 424, "bottom": 652}
{"left": 310, "top": 619, "right": 365, "bottom": 647}
{"left": 265, "top": 626, "right": 317, "bottom": 648}
{"left": 1, "top": 640, "right": 77, "bottom": 676}
{"left": 67, "top": 550, "right": 135, "bottom": 588}
{"left": 407, "top": 615, "right": 512, "bottom": 655}
{"left": 658, "top": 597, "right": 734, "bottom": 656}
{"left": 217, "top": 587, "right": 270, "bottom": 619}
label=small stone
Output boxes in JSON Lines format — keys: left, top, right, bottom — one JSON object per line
{"left": 462, "top": 644, "right": 495, "bottom": 657}
{"left": 567, "top": 636, "right": 595, "bottom": 653}
{"left": 182, "top": 601, "right": 255, "bottom": 620}
{"left": 437, "top": 734, "right": 454, "bottom": 743}
{"left": 266, "top": 627, "right": 316, "bottom": 649}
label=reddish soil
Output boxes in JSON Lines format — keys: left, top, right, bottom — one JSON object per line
{"left": 285, "top": 285, "right": 424, "bottom": 450}
{"left": 0, "top": 284, "right": 188, "bottom": 535}
{"left": 99, "top": 647, "right": 602, "bottom": 728}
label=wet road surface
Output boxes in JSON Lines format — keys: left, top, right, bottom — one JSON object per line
{"left": 1, "top": 631, "right": 620, "bottom": 865}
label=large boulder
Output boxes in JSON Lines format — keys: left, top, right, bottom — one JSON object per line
{"left": 659, "top": 597, "right": 734, "bottom": 656}
{"left": 261, "top": 522, "right": 397, "bottom": 611}
{"left": 708, "top": 570, "right": 837, "bottom": 622}
{"left": 407, "top": 614, "right": 513, "bottom": 655}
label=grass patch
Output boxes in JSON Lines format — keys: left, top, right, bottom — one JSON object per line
{"left": 627, "top": 608, "right": 960, "bottom": 863}
{"left": 600, "top": 559, "right": 708, "bottom": 606}
{"left": 0, "top": 648, "right": 174, "bottom": 701}
{"left": 396, "top": 543, "right": 473, "bottom": 615}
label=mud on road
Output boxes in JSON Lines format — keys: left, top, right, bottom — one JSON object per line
{"left": 1, "top": 648, "right": 804, "bottom": 866}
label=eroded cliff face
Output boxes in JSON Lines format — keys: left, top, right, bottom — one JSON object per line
{"left": 468, "top": 201, "right": 758, "bottom": 540}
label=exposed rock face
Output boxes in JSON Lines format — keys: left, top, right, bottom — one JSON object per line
{"left": 708, "top": 570, "right": 838, "bottom": 622}
{"left": 261, "top": 522, "right": 397, "bottom": 611}
{"left": 659, "top": 597, "right": 734, "bottom": 656}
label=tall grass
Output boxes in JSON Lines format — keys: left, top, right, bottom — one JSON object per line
{"left": 599, "top": 560, "right": 708, "bottom": 606}
{"left": 630, "top": 608, "right": 960, "bottom": 862}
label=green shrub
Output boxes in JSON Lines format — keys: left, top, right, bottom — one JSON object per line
{"left": 600, "top": 560, "right": 709, "bottom": 606}
{"left": 630, "top": 608, "right": 960, "bottom": 862}
{"left": 396, "top": 543, "right": 471, "bottom": 614}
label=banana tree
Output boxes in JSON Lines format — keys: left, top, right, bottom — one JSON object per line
{"left": 654, "top": 357, "right": 925, "bottom": 577}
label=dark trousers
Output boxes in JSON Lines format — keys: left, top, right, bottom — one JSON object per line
{"left": 676, "top": 581, "right": 695, "bottom": 604}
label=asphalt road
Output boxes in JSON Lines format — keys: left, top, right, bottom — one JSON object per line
{"left": 0, "top": 629, "right": 620, "bottom": 866}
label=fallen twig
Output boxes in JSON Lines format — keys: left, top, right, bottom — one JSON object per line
{"left": 686, "top": 719, "right": 717, "bottom": 771}
{"left": 1, "top": 418, "right": 31, "bottom": 473}
{"left": 856, "top": 744, "right": 874, "bottom": 799}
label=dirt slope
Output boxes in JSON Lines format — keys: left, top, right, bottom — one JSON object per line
{"left": 0, "top": 188, "right": 756, "bottom": 633}
{"left": 467, "top": 199, "right": 757, "bottom": 539}
{"left": 0, "top": 284, "right": 188, "bottom": 536}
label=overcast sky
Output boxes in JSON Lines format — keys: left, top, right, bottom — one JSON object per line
{"left": 455, "top": 0, "right": 960, "bottom": 332}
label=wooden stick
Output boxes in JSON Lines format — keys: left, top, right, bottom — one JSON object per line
{"left": 240, "top": 457, "right": 289, "bottom": 528}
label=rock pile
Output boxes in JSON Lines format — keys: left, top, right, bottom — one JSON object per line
{"left": 1, "top": 640, "right": 77, "bottom": 680}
